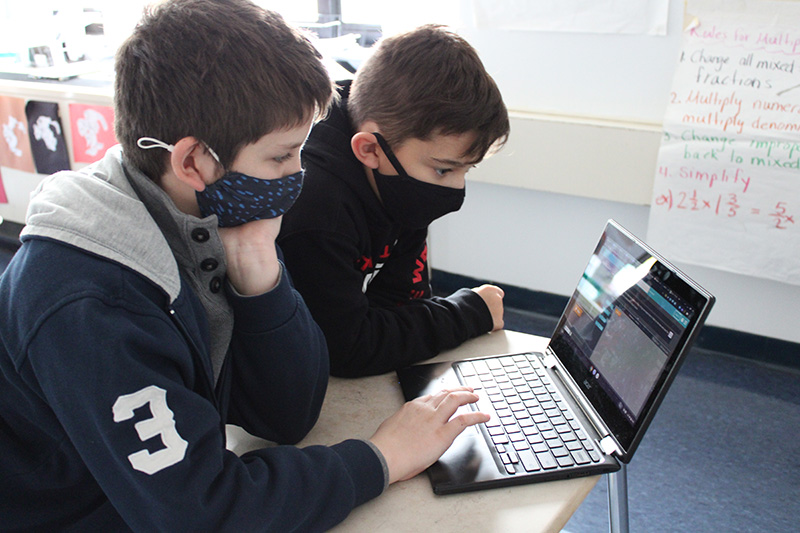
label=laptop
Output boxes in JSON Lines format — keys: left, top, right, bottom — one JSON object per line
{"left": 396, "top": 220, "right": 715, "bottom": 494}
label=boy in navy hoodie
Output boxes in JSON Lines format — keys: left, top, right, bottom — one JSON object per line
{"left": 0, "top": 1, "right": 487, "bottom": 530}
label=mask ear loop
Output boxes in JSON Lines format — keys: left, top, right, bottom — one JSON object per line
{"left": 372, "top": 132, "right": 409, "bottom": 178}
{"left": 137, "top": 137, "right": 223, "bottom": 165}
{"left": 204, "top": 145, "right": 222, "bottom": 165}
{"left": 137, "top": 137, "right": 174, "bottom": 152}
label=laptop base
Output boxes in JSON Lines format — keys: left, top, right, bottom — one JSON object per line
{"left": 397, "top": 359, "right": 621, "bottom": 495}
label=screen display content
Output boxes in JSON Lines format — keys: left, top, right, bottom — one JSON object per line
{"left": 549, "top": 224, "right": 701, "bottom": 447}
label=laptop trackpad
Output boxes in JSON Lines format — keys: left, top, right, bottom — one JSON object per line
{"left": 397, "top": 362, "right": 507, "bottom": 492}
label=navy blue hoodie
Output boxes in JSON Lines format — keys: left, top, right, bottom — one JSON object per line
{"left": 0, "top": 147, "right": 386, "bottom": 531}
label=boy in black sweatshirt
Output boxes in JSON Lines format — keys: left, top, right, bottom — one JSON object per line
{"left": 279, "top": 25, "right": 510, "bottom": 377}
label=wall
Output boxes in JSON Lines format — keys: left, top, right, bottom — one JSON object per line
{"left": 426, "top": 0, "right": 800, "bottom": 346}
{"left": 467, "top": 113, "right": 662, "bottom": 204}
{"left": 429, "top": 181, "right": 800, "bottom": 345}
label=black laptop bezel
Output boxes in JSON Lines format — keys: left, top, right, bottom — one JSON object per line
{"left": 547, "top": 220, "right": 715, "bottom": 461}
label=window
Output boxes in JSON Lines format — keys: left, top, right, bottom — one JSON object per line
{"left": 1, "top": 1, "right": 458, "bottom": 74}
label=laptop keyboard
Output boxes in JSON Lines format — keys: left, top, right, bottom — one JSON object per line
{"left": 456, "top": 353, "right": 604, "bottom": 475}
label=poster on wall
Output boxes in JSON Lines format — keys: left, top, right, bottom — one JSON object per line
{"left": 0, "top": 168, "right": 7, "bottom": 204}
{"left": 25, "top": 101, "right": 71, "bottom": 175}
{"left": 68, "top": 103, "right": 117, "bottom": 164}
{"left": 647, "top": 0, "right": 800, "bottom": 286}
{"left": 0, "top": 95, "right": 36, "bottom": 173}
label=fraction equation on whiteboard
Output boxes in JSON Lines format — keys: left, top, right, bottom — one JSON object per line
{"left": 654, "top": 189, "right": 795, "bottom": 229}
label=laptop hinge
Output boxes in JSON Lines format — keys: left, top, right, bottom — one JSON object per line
{"left": 544, "top": 349, "right": 624, "bottom": 457}
{"left": 599, "top": 435, "right": 622, "bottom": 457}
{"left": 541, "top": 348, "right": 558, "bottom": 369}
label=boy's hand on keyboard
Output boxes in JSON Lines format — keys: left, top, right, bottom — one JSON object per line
{"left": 369, "top": 387, "right": 491, "bottom": 484}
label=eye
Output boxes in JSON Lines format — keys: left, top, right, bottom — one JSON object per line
{"left": 435, "top": 168, "right": 453, "bottom": 177}
{"left": 273, "top": 152, "right": 293, "bottom": 164}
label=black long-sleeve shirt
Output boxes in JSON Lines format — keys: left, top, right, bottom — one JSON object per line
{"left": 279, "top": 82, "right": 493, "bottom": 377}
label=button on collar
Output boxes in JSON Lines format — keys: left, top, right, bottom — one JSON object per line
{"left": 200, "top": 258, "right": 219, "bottom": 272}
{"left": 209, "top": 276, "right": 222, "bottom": 293}
{"left": 191, "top": 227, "right": 210, "bottom": 243}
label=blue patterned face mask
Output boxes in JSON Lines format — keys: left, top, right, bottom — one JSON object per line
{"left": 137, "top": 137, "right": 303, "bottom": 227}
{"left": 194, "top": 170, "right": 303, "bottom": 226}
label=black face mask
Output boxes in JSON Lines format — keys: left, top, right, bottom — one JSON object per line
{"left": 372, "top": 132, "right": 465, "bottom": 229}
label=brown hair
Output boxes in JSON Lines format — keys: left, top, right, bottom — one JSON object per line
{"left": 114, "top": 0, "right": 334, "bottom": 180}
{"left": 348, "top": 24, "right": 509, "bottom": 160}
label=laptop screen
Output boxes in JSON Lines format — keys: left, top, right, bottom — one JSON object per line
{"left": 548, "top": 221, "right": 713, "bottom": 459}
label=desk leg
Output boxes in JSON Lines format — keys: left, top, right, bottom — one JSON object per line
{"left": 607, "top": 463, "right": 629, "bottom": 533}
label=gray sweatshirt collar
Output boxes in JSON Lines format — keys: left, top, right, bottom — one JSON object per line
{"left": 23, "top": 146, "right": 183, "bottom": 303}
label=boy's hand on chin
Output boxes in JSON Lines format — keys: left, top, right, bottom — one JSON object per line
{"left": 218, "top": 217, "right": 282, "bottom": 295}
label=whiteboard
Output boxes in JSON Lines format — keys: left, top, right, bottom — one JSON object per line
{"left": 374, "top": 0, "right": 686, "bottom": 124}
{"left": 457, "top": 0, "right": 686, "bottom": 124}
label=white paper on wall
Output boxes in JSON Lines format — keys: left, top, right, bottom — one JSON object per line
{"left": 647, "top": 0, "right": 800, "bottom": 286}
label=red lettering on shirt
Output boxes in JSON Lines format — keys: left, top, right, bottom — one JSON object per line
{"left": 358, "top": 256, "right": 374, "bottom": 271}
{"left": 411, "top": 244, "right": 428, "bottom": 284}
{"left": 412, "top": 259, "right": 424, "bottom": 283}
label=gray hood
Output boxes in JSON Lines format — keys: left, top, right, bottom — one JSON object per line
{"left": 22, "top": 145, "right": 181, "bottom": 303}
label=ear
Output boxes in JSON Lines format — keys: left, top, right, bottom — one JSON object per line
{"left": 351, "top": 131, "right": 381, "bottom": 170}
{"left": 169, "top": 137, "right": 220, "bottom": 192}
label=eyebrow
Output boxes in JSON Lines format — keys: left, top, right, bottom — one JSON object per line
{"left": 431, "top": 156, "right": 482, "bottom": 167}
{"left": 279, "top": 141, "right": 306, "bottom": 150}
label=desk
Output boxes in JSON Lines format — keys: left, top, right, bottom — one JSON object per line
{"left": 226, "top": 330, "right": 599, "bottom": 533}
